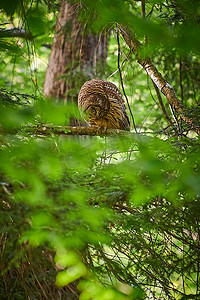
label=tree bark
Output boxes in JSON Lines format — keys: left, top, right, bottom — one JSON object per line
{"left": 43, "top": 1, "right": 108, "bottom": 102}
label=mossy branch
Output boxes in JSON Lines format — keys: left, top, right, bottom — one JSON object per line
{"left": 21, "top": 125, "right": 130, "bottom": 137}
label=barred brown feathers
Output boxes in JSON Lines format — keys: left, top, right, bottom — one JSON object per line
{"left": 78, "top": 79, "right": 130, "bottom": 131}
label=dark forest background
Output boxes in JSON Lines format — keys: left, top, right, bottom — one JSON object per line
{"left": 0, "top": 0, "right": 200, "bottom": 299}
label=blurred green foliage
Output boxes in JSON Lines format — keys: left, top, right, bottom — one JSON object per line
{"left": 1, "top": 100, "right": 200, "bottom": 299}
{"left": 0, "top": 0, "right": 200, "bottom": 299}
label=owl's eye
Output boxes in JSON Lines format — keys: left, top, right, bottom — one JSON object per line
{"left": 87, "top": 106, "right": 97, "bottom": 116}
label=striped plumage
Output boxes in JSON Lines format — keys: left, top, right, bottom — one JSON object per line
{"left": 78, "top": 79, "right": 130, "bottom": 131}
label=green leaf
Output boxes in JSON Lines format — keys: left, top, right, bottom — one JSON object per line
{"left": 26, "top": 8, "right": 47, "bottom": 36}
{"left": 0, "top": 0, "right": 20, "bottom": 16}
{"left": 56, "top": 263, "right": 87, "bottom": 287}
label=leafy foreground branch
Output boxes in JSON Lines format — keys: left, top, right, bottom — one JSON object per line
{"left": 1, "top": 124, "right": 200, "bottom": 299}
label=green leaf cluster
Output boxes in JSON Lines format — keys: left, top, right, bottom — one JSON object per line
{"left": 0, "top": 0, "right": 200, "bottom": 299}
{"left": 0, "top": 103, "right": 200, "bottom": 299}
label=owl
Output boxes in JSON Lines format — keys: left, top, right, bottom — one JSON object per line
{"left": 78, "top": 79, "right": 130, "bottom": 131}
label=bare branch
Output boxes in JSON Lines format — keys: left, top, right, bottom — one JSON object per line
{"left": 118, "top": 25, "right": 200, "bottom": 134}
{"left": 179, "top": 56, "right": 184, "bottom": 103}
{"left": 141, "top": 0, "right": 146, "bottom": 18}
{"left": 21, "top": 125, "right": 130, "bottom": 137}
{"left": 0, "top": 27, "right": 33, "bottom": 40}
{"left": 152, "top": 80, "right": 173, "bottom": 125}
{"left": 116, "top": 25, "right": 137, "bottom": 132}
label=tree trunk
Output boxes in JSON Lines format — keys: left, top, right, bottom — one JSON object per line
{"left": 43, "top": 0, "right": 108, "bottom": 102}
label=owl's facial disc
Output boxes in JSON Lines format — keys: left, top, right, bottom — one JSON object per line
{"left": 85, "top": 105, "right": 101, "bottom": 117}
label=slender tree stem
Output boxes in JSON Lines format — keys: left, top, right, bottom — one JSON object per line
{"left": 179, "top": 55, "right": 184, "bottom": 103}
{"left": 0, "top": 28, "right": 33, "bottom": 39}
{"left": 152, "top": 80, "right": 173, "bottom": 125}
{"left": 141, "top": 0, "right": 146, "bottom": 18}
{"left": 116, "top": 26, "right": 137, "bottom": 132}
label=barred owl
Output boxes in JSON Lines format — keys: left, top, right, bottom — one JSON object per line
{"left": 78, "top": 79, "right": 130, "bottom": 131}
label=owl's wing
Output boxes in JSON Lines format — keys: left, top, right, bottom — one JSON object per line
{"left": 104, "top": 81, "right": 130, "bottom": 131}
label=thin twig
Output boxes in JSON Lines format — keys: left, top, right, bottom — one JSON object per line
{"left": 169, "top": 104, "right": 180, "bottom": 134}
{"left": 146, "top": 4, "right": 155, "bottom": 18}
{"left": 107, "top": 50, "right": 132, "bottom": 80}
{"left": 116, "top": 25, "right": 137, "bottom": 133}
{"left": 141, "top": 0, "right": 146, "bottom": 18}
{"left": 179, "top": 56, "right": 184, "bottom": 103}
{"left": 31, "top": 267, "right": 48, "bottom": 299}
{"left": 152, "top": 79, "right": 173, "bottom": 125}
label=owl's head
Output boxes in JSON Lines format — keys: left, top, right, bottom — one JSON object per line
{"left": 80, "top": 94, "right": 110, "bottom": 120}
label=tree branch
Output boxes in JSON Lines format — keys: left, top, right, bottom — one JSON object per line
{"left": 0, "top": 27, "right": 33, "bottom": 40}
{"left": 152, "top": 80, "right": 173, "bottom": 125}
{"left": 141, "top": 0, "right": 146, "bottom": 18}
{"left": 116, "top": 25, "right": 137, "bottom": 132}
{"left": 118, "top": 25, "right": 200, "bottom": 134}
{"left": 21, "top": 125, "right": 130, "bottom": 137}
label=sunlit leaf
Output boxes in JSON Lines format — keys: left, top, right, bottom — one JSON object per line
{"left": 56, "top": 263, "right": 87, "bottom": 287}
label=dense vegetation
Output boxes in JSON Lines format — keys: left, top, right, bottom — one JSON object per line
{"left": 0, "top": 0, "right": 200, "bottom": 299}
